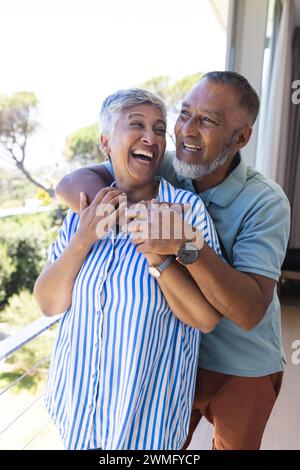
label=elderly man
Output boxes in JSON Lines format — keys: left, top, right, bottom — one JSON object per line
{"left": 56, "top": 71, "right": 290, "bottom": 450}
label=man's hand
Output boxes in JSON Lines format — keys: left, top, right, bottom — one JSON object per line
{"left": 124, "top": 200, "right": 203, "bottom": 258}
{"left": 76, "top": 187, "right": 127, "bottom": 247}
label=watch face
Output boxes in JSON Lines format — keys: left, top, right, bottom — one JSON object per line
{"left": 177, "top": 245, "right": 199, "bottom": 265}
{"left": 148, "top": 266, "right": 161, "bottom": 278}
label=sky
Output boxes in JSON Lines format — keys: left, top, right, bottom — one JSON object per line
{"left": 0, "top": 0, "right": 227, "bottom": 171}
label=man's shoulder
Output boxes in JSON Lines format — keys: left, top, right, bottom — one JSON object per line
{"left": 245, "top": 165, "right": 289, "bottom": 203}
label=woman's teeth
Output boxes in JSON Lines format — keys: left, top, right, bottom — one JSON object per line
{"left": 131, "top": 150, "right": 154, "bottom": 162}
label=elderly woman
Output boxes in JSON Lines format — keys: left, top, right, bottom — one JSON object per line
{"left": 34, "top": 88, "right": 221, "bottom": 450}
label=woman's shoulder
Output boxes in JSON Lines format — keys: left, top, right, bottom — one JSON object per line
{"left": 65, "top": 209, "right": 80, "bottom": 225}
{"left": 60, "top": 209, "right": 80, "bottom": 240}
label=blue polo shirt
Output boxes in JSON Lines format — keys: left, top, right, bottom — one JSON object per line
{"left": 104, "top": 151, "right": 291, "bottom": 377}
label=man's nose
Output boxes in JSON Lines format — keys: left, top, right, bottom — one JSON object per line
{"left": 181, "top": 117, "right": 199, "bottom": 137}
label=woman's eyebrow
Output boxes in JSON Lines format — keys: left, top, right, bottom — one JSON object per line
{"left": 156, "top": 119, "right": 167, "bottom": 127}
{"left": 127, "top": 113, "right": 166, "bottom": 127}
{"left": 127, "top": 112, "right": 146, "bottom": 118}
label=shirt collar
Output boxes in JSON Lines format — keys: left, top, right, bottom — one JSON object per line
{"left": 196, "top": 153, "right": 247, "bottom": 208}
{"left": 110, "top": 176, "right": 162, "bottom": 197}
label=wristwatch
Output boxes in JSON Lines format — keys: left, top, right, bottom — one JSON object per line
{"left": 148, "top": 256, "right": 173, "bottom": 278}
{"left": 176, "top": 241, "right": 202, "bottom": 265}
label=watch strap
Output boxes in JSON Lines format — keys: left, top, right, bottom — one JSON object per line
{"left": 156, "top": 255, "right": 173, "bottom": 273}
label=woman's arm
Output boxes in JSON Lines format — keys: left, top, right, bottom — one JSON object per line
{"left": 34, "top": 187, "right": 126, "bottom": 316}
{"left": 55, "top": 163, "right": 114, "bottom": 213}
{"left": 33, "top": 233, "right": 93, "bottom": 316}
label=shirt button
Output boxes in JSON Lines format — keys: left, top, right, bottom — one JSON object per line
{"left": 89, "top": 405, "right": 93, "bottom": 412}
{"left": 95, "top": 343, "right": 99, "bottom": 349}
{"left": 92, "top": 373, "right": 97, "bottom": 379}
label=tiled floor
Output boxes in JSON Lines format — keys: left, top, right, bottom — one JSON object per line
{"left": 188, "top": 286, "right": 300, "bottom": 450}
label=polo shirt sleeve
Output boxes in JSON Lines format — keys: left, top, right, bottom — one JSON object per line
{"left": 232, "top": 196, "right": 290, "bottom": 281}
{"left": 47, "top": 210, "right": 79, "bottom": 264}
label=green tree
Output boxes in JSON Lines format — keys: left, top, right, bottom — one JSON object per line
{"left": 140, "top": 72, "right": 204, "bottom": 113}
{"left": 139, "top": 75, "right": 171, "bottom": 100}
{"left": 64, "top": 123, "right": 104, "bottom": 164}
{"left": 0, "top": 92, "right": 54, "bottom": 197}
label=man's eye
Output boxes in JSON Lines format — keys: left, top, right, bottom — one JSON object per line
{"left": 180, "top": 109, "right": 189, "bottom": 117}
{"left": 202, "top": 117, "right": 217, "bottom": 125}
{"left": 155, "top": 128, "right": 166, "bottom": 134}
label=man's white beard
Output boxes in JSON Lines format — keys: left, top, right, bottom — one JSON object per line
{"left": 172, "top": 150, "right": 230, "bottom": 180}
{"left": 172, "top": 128, "right": 240, "bottom": 180}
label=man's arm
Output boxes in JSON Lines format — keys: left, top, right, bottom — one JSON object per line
{"left": 55, "top": 163, "right": 114, "bottom": 212}
{"left": 141, "top": 253, "right": 221, "bottom": 333}
{"left": 186, "top": 243, "right": 275, "bottom": 331}
{"left": 157, "top": 260, "right": 222, "bottom": 333}
{"left": 131, "top": 196, "right": 290, "bottom": 332}
{"left": 55, "top": 151, "right": 177, "bottom": 213}
{"left": 127, "top": 202, "right": 222, "bottom": 332}
{"left": 137, "top": 238, "right": 275, "bottom": 332}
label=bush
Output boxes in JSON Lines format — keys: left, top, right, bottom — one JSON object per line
{"left": 0, "top": 242, "right": 16, "bottom": 303}
{"left": 0, "top": 289, "right": 42, "bottom": 330}
{"left": 0, "top": 210, "right": 65, "bottom": 303}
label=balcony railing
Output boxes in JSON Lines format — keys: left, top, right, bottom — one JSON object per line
{"left": 0, "top": 315, "right": 62, "bottom": 450}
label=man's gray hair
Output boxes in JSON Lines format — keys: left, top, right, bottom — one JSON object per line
{"left": 99, "top": 88, "right": 167, "bottom": 135}
{"left": 202, "top": 71, "right": 260, "bottom": 125}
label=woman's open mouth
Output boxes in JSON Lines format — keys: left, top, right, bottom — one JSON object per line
{"left": 131, "top": 149, "right": 155, "bottom": 164}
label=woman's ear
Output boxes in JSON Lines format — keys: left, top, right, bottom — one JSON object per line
{"left": 100, "top": 134, "right": 110, "bottom": 159}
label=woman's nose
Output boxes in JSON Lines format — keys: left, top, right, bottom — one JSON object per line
{"left": 141, "top": 129, "right": 156, "bottom": 145}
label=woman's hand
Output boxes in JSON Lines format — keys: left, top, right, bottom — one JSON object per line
{"left": 76, "top": 187, "right": 127, "bottom": 247}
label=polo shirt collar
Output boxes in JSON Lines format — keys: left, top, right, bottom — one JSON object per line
{"left": 194, "top": 153, "right": 247, "bottom": 208}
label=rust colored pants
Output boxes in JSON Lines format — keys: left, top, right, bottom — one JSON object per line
{"left": 184, "top": 367, "right": 283, "bottom": 450}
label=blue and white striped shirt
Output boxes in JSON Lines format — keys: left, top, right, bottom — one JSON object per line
{"left": 45, "top": 177, "right": 220, "bottom": 450}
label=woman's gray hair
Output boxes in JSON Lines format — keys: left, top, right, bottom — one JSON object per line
{"left": 99, "top": 88, "right": 167, "bottom": 135}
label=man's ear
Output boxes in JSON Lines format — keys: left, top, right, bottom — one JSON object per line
{"left": 236, "top": 126, "right": 252, "bottom": 150}
{"left": 100, "top": 134, "right": 110, "bottom": 159}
